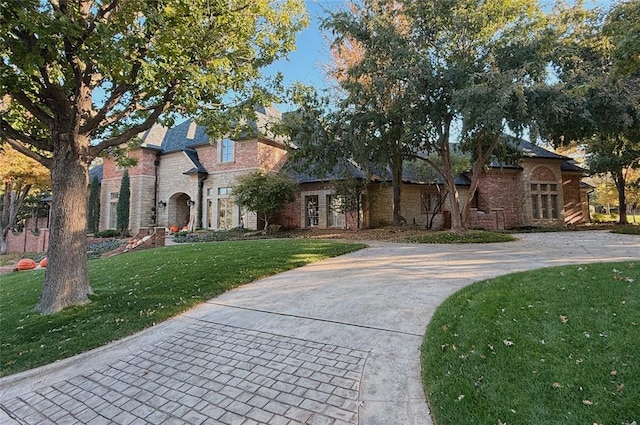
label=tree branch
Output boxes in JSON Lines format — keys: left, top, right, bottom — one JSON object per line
{"left": 89, "top": 82, "right": 178, "bottom": 156}
{"left": 4, "top": 89, "right": 55, "bottom": 127}
{"left": 411, "top": 153, "right": 446, "bottom": 181}
{"left": 0, "top": 127, "right": 52, "bottom": 168}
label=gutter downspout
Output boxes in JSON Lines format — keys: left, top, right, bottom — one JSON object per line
{"left": 197, "top": 174, "right": 208, "bottom": 229}
{"left": 154, "top": 152, "right": 161, "bottom": 225}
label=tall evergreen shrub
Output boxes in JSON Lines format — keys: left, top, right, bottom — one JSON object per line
{"left": 116, "top": 170, "right": 130, "bottom": 236}
{"left": 87, "top": 175, "right": 101, "bottom": 234}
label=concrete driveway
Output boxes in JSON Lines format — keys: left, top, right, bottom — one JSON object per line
{"left": 1, "top": 231, "right": 638, "bottom": 424}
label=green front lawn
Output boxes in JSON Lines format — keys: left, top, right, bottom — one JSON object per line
{"left": 0, "top": 239, "right": 365, "bottom": 377}
{"left": 402, "top": 230, "right": 517, "bottom": 244}
{"left": 422, "top": 261, "right": 639, "bottom": 424}
{"left": 611, "top": 224, "right": 640, "bottom": 235}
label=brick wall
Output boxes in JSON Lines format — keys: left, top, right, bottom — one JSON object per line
{"left": 470, "top": 209, "right": 506, "bottom": 230}
{"left": 6, "top": 217, "right": 50, "bottom": 253}
{"left": 275, "top": 182, "right": 361, "bottom": 229}
{"left": 474, "top": 170, "right": 522, "bottom": 229}
{"left": 6, "top": 228, "right": 49, "bottom": 253}
{"left": 258, "top": 140, "right": 288, "bottom": 172}
{"left": 563, "top": 173, "right": 587, "bottom": 225}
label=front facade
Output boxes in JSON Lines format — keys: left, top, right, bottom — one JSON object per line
{"left": 98, "top": 115, "right": 590, "bottom": 234}
{"left": 99, "top": 107, "right": 287, "bottom": 234}
{"left": 277, "top": 141, "right": 591, "bottom": 231}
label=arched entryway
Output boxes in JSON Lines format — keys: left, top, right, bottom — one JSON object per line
{"left": 168, "top": 193, "right": 194, "bottom": 230}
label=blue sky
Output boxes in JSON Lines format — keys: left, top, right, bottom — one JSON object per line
{"left": 265, "top": 1, "right": 342, "bottom": 108}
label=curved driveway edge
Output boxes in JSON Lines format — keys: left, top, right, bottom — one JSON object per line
{"left": 1, "top": 231, "right": 638, "bottom": 424}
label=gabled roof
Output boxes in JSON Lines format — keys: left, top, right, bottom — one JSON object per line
{"left": 561, "top": 159, "right": 587, "bottom": 173}
{"left": 140, "top": 107, "right": 284, "bottom": 155}
{"left": 156, "top": 120, "right": 210, "bottom": 153}
{"left": 519, "top": 139, "right": 568, "bottom": 160}
{"left": 486, "top": 138, "right": 590, "bottom": 177}
{"left": 182, "top": 148, "right": 208, "bottom": 175}
{"left": 488, "top": 138, "right": 568, "bottom": 169}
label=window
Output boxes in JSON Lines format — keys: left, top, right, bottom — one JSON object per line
{"left": 422, "top": 191, "right": 441, "bottom": 213}
{"left": 218, "top": 187, "right": 231, "bottom": 195}
{"left": 305, "top": 195, "right": 319, "bottom": 227}
{"left": 218, "top": 198, "right": 234, "bottom": 229}
{"left": 531, "top": 183, "right": 559, "bottom": 220}
{"left": 109, "top": 192, "right": 119, "bottom": 228}
{"left": 220, "top": 139, "right": 234, "bottom": 163}
{"left": 327, "top": 195, "right": 345, "bottom": 228}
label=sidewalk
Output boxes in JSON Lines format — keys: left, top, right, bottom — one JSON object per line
{"left": 1, "top": 231, "right": 638, "bottom": 424}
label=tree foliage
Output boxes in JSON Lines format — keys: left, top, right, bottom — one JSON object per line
{"left": 283, "top": 0, "right": 553, "bottom": 231}
{"left": 232, "top": 170, "right": 296, "bottom": 230}
{"left": 538, "top": 2, "right": 640, "bottom": 225}
{"left": 0, "top": 0, "right": 307, "bottom": 313}
{"left": 0, "top": 143, "right": 50, "bottom": 254}
{"left": 604, "top": 0, "right": 640, "bottom": 77}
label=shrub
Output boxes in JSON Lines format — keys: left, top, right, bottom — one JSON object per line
{"left": 94, "top": 229, "right": 120, "bottom": 238}
{"left": 266, "top": 224, "right": 282, "bottom": 235}
{"left": 86, "top": 238, "right": 123, "bottom": 259}
{"left": 173, "top": 228, "right": 248, "bottom": 243}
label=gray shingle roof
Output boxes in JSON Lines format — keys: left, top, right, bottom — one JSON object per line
{"left": 89, "top": 164, "right": 103, "bottom": 183}
{"left": 159, "top": 120, "right": 210, "bottom": 153}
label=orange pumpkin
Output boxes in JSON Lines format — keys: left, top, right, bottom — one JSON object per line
{"left": 17, "top": 258, "right": 37, "bottom": 271}
{"left": 169, "top": 225, "right": 179, "bottom": 233}
{"left": 39, "top": 257, "right": 48, "bottom": 268}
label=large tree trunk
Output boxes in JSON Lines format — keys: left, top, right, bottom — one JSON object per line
{"left": 35, "top": 137, "right": 92, "bottom": 314}
{"left": 391, "top": 157, "right": 403, "bottom": 226}
{"left": 0, "top": 227, "right": 8, "bottom": 256}
{"left": 462, "top": 134, "right": 501, "bottom": 223}
{"left": 614, "top": 170, "right": 628, "bottom": 225}
{"left": 440, "top": 141, "right": 465, "bottom": 232}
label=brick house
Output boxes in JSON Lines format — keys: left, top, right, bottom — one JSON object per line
{"left": 276, "top": 140, "right": 591, "bottom": 231}
{"left": 97, "top": 113, "right": 590, "bottom": 233}
{"left": 99, "top": 106, "right": 288, "bottom": 233}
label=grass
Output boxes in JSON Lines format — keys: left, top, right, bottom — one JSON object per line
{"left": 401, "top": 230, "right": 517, "bottom": 244}
{"left": 422, "top": 261, "right": 639, "bottom": 425}
{"left": 0, "top": 239, "right": 365, "bottom": 377}
{"left": 611, "top": 225, "right": 640, "bottom": 235}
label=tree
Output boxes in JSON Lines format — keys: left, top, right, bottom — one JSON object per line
{"left": 1, "top": 0, "right": 307, "bottom": 314}
{"left": 116, "top": 170, "right": 130, "bottom": 236}
{"left": 333, "top": 175, "right": 367, "bottom": 229}
{"left": 0, "top": 144, "right": 50, "bottom": 255}
{"left": 233, "top": 170, "right": 296, "bottom": 230}
{"left": 587, "top": 132, "right": 640, "bottom": 224}
{"left": 285, "top": 0, "right": 552, "bottom": 231}
{"left": 324, "top": 1, "right": 413, "bottom": 226}
{"left": 397, "top": 0, "right": 553, "bottom": 231}
{"left": 538, "top": 2, "right": 640, "bottom": 224}
{"left": 87, "top": 174, "right": 100, "bottom": 234}
{"left": 604, "top": 0, "right": 640, "bottom": 76}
